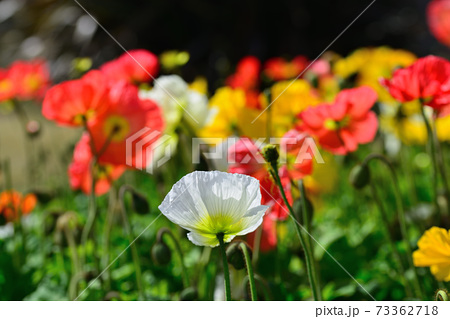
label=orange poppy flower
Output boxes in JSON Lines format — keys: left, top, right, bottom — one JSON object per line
{"left": 0, "top": 191, "right": 37, "bottom": 222}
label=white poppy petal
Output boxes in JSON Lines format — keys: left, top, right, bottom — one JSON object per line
{"left": 235, "top": 205, "right": 268, "bottom": 236}
{"left": 159, "top": 171, "right": 266, "bottom": 247}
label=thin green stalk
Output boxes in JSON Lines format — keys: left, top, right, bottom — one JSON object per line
{"left": 298, "top": 180, "right": 322, "bottom": 300}
{"left": 217, "top": 233, "right": 232, "bottom": 301}
{"left": 420, "top": 107, "right": 441, "bottom": 216}
{"left": 239, "top": 242, "right": 257, "bottom": 301}
{"left": 119, "top": 185, "right": 144, "bottom": 300}
{"left": 252, "top": 225, "right": 263, "bottom": 264}
{"left": 369, "top": 182, "right": 412, "bottom": 298}
{"left": 431, "top": 111, "right": 450, "bottom": 213}
{"left": 102, "top": 188, "right": 117, "bottom": 291}
{"left": 80, "top": 160, "right": 98, "bottom": 267}
{"left": 363, "top": 154, "right": 423, "bottom": 299}
{"left": 12, "top": 100, "right": 33, "bottom": 186}
{"left": 271, "top": 168, "right": 320, "bottom": 300}
{"left": 158, "top": 228, "right": 189, "bottom": 288}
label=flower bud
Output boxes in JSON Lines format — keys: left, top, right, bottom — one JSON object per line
{"left": 436, "top": 289, "right": 449, "bottom": 301}
{"left": 26, "top": 120, "right": 41, "bottom": 138}
{"left": 349, "top": 164, "right": 370, "bottom": 189}
{"left": 151, "top": 241, "right": 172, "bottom": 266}
{"left": 261, "top": 144, "right": 279, "bottom": 168}
{"left": 293, "top": 197, "right": 314, "bottom": 225}
{"left": 226, "top": 241, "right": 252, "bottom": 270}
{"left": 179, "top": 287, "right": 198, "bottom": 301}
{"left": 104, "top": 291, "right": 121, "bottom": 301}
{"left": 130, "top": 190, "right": 151, "bottom": 215}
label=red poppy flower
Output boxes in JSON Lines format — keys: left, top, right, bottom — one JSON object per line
{"left": 100, "top": 49, "right": 159, "bottom": 84}
{"left": 427, "top": 0, "right": 450, "bottom": 47}
{"left": 300, "top": 86, "right": 378, "bottom": 155}
{"left": 246, "top": 214, "right": 277, "bottom": 252}
{"left": 380, "top": 55, "right": 450, "bottom": 111}
{"left": 8, "top": 59, "right": 50, "bottom": 101}
{"left": 226, "top": 56, "right": 261, "bottom": 91}
{"left": 226, "top": 56, "right": 262, "bottom": 109}
{"left": 263, "top": 55, "right": 309, "bottom": 81}
{"left": 0, "top": 191, "right": 37, "bottom": 222}
{"left": 87, "top": 81, "right": 165, "bottom": 166}
{"left": 69, "top": 133, "right": 125, "bottom": 195}
{"left": 0, "top": 69, "right": 14, "bottom": 102}
{"left": 42, "top": 70, "right": 110, "bottom": 126}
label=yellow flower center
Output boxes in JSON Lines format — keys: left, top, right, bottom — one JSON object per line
{"left": 324, "top": 118, "right": 338, "bottom": 130}
{"left": 0, "top": 79, "right": 12, "bottom": 92}
{"left": 25, "top": 74, "right": 41, "bottom": 92}
{"left": 73, "top": 109, "right": 95, "bottom": 125}
{"left": 103, "top": 115, "right": 130, "bottom": 142}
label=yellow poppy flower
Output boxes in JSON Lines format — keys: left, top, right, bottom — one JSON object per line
{"left": 334, "top": 47, "right": 416, "bottom": 105}
{"left": 413, "top": 227, "right": 450, "bottom": 282}
{"left": 198, "top": 87, "right": 267, "bottom": 142}
{"left": 269, "top": 79, "right": 321, "bottom": 137}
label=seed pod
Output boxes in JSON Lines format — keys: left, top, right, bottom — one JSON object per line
{"left": 130, "top": 190, "right": 151, "bottom": 215}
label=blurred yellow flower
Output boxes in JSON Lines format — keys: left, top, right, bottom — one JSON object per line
{"left": 198, "top": 87, "right": 267, "bottom": 142}
{"left": 304, "top": 152, "right": 338, "bottom": 196}
{"left": 413, "top": 227, "right": 450, "bottom": 282}
{"left": 189, "top": 76, "right": 208, "bottom": 95}
{"left": 437, "top": 115, "right": 450, "bottom": 142}
{"left": 334, "top": 47, "right": 416, "bottom": 105}
{"left": 270, "top": 79, "right": 321, "bottom": 137}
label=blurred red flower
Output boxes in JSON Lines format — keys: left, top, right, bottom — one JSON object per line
{"left": 0, "top": 191, "right": 37, "bottom": 222}
{"left": 427, "top": 0, "right": 450, "bottom": 47}
{"left": 8, "top": 59, "right": 50, "bottom": 101}
{"left": 300, "top": 86, "right": 378, "bottom": 155}
{"left": 226, "top": 56, "right": 262, "bottom": 109}
{"left": 88, "top": 81, "right": 164, "bottom": 166}
{"left": 263, "top": 55, "right": 309, "bottom": 81}
{"left": 42, "top": 70, "right": 110, "bottom": 126}
{"left": 0, "top": 69, "right": 14, "bottom": 102}
{"left": 380, "top": 55, "right": 450, "bottom": 112}
{"left": 69, "top": 133, "right": 125, "bottom": 196}
{"left": 100, "top": 49, "right": 159, "bottom": 84}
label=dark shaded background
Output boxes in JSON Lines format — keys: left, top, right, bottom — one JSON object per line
{"left": 0, "top": 0, "right": 448, "bottom": 89}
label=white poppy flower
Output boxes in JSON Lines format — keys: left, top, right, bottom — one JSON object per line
{"left": 158, "top": 171, "right": 268, "bottom": 247}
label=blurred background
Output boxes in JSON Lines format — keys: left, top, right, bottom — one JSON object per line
{"left": 0, "top": 0, "right": 447, "bottom": 190}
{"left": 0, "top": 0, "right": 447, "bottom": 87}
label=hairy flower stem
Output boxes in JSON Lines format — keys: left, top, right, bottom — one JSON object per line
{"left": 119, "top": 185, "right": 144, "bottom": 300}
{"left": 157, "top": 227, "right": 190, "bottom": 288}
{"left": 420, "top": 107, "right": 444, "bottom": 217}
{"left": 363, "top": 154, "right": 423, "bottom": 299}
{"left": 270, "top": 166, "right": 321, "bottom": 300}
{"left": 217, "top": 233, "right": 232, "bottom": 301}
{"left": 369, "top": 182, "right": 413, "bottom": 298}
{"left": 239, "top": 242, "right": 257, "bottom": 301}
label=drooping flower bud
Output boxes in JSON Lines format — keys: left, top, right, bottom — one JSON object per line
{"left": 293, "top": 197, "right": 314, "bottom": 226}
{"left": 179, "top": 287, "right": 198, "bottom": 301}
{"left": 226, "top": 241, "right": 252, "bottom": 270}
{"left": 349, "top": 164, "right": 371, "bottom": 189}
{"left": 151, "top": 241, "right": 172, "bottom": 266}
{"left": 130, "top": 190, "right": 151, "bottom": 215}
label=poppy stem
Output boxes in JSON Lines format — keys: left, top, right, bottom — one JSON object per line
{"left": 239, "top": 242, "right": 257, "bottom": 301}
{"left": 269, "top": 166, "right": 321, "bottom": 300}
{"left": 119, "top": 185, "right": 145, "bottom": 300}
{"left": 368, "top": 181, "right": 413, "bottom": 298}
{"left": 217, "top": 233, "right": 232, "bottom": 301}
{"left": 419, "top": 107, "right": 443, "bottom": 217}
{"left": 157, "top": 227, "right": 190, "bottom": 289}
{"left": 362, "top": 154, "right": 424, "bottom": 299}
